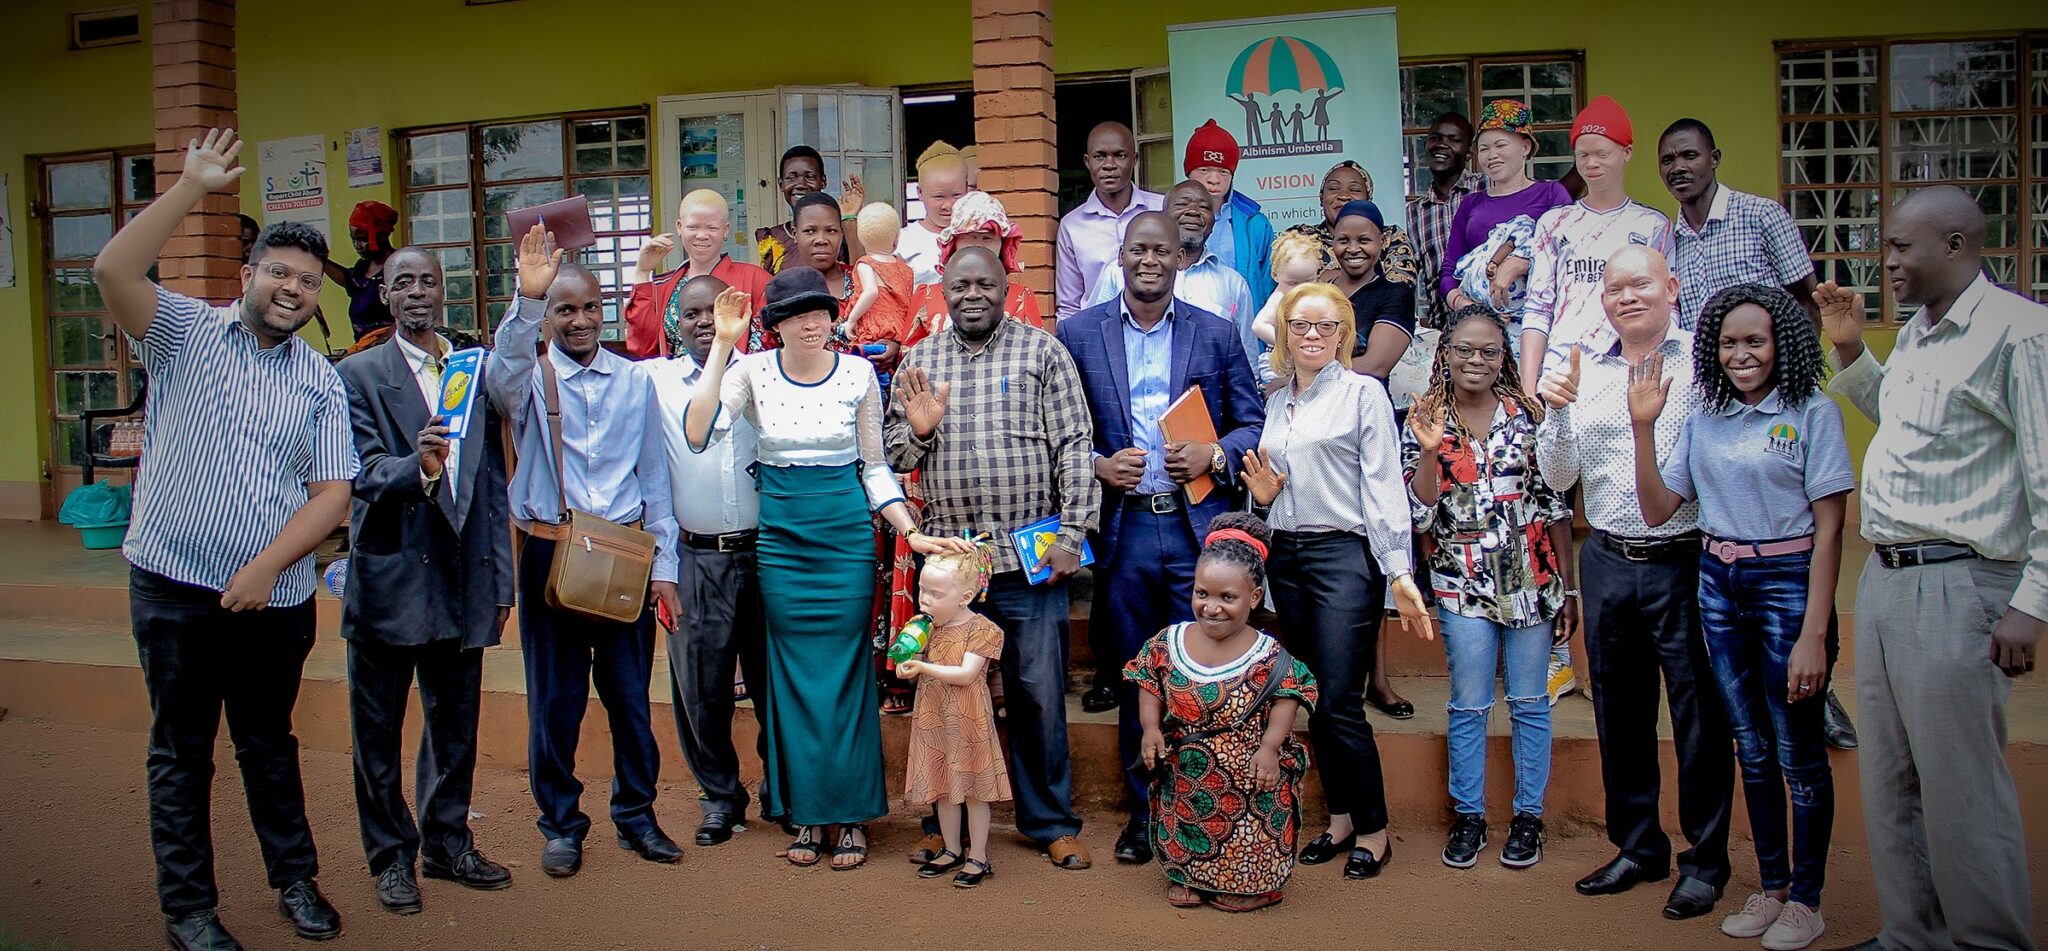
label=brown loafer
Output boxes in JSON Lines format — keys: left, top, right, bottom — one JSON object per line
{"left": 1045, "top": 835, "right": 1093, "bottom": 870}
{"left": 907, "top": 832, "right": 946, "bottom": 865}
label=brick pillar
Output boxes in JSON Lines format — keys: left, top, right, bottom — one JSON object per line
{"left": 971, "top": 0, "right": 1057, "bottom": 318}
{"left": 152, "top": 0, "right": 240, "bottom": 301}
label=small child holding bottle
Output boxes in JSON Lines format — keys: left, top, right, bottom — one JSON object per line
{"left": 895, "top": 546, "right": 1010, "bottom": 889}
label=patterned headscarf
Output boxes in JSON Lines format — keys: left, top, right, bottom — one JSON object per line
{"left": 937, "top": 191, "right": 1022, "bottom": 274}
{"left": 1477, "top": 98, "right": 1538, "bottom": 151}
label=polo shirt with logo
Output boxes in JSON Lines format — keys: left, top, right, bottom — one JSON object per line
{"left": 1659, "top": 388, "right": 1856, "bottom": 541}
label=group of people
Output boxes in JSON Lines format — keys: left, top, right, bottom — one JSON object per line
{"left": 95, "top": 81, "right": 2040, "bottom": 951}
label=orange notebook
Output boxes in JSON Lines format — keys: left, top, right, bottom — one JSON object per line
{"left": 1159, "top": 385, "right": 1219, "bottom": 504}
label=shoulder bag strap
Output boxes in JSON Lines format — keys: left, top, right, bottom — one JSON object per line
{"left": 537, "top": 342, "right": 571, "bottom": 522}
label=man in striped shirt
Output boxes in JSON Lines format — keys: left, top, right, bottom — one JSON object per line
{"left": 94, "top": 128, "right": 358, "bottom": 950}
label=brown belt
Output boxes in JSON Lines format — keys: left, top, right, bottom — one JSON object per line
{"left": 518, "top": 518, "right": 641, "bottom": 541}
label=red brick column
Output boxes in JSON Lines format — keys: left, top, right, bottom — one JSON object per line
{"left": 152, "top": 0, "right": 240, "bottom": 301}
{"left": 971, "top": 0, "right": 1057, "bottom": 319}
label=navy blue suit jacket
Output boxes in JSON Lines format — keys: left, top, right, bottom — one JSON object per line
{"left": 1055, "top": 298, "right": 1265, "bottom": 566}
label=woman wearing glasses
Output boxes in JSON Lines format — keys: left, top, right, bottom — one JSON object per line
{"left": 1402, "top": 304, "right": 1578, "bottom": 871}
{"left": 1239, "top": 283, "right": 1430, "bottom": 883}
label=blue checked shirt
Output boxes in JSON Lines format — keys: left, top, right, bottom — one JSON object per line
{"left": 1673, "top": 184, "right": 1814, "bottom": 327}
{"left": 122, "top": 285, "right": 361, "bottom": 605}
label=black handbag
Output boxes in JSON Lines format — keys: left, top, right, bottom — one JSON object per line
{"left": 1129, "top": 644, "right": 1296, "bottom": 786}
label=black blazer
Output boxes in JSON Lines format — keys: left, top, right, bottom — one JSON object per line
{"left": 336, "top": 337, "right": 514, "bottom": 648}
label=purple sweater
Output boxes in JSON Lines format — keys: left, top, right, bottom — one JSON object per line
{"left": 1439, "top": 180, "right": 1574, "bottom": 300}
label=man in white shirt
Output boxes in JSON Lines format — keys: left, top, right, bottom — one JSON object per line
{"left": 643, "top": 275, "right": 770, "bottom": 850}
{"left": 1819, "top": 185, "right": 2044, "bottom": 951}
{"left": 897, "top": 142, "right": 969, "bottom": 285}
{"left": 1536, "top": 245, "right": 1733, "bottom": 922}
{"left": 1055, "top": 122, "right": 1163, "bottom": 321}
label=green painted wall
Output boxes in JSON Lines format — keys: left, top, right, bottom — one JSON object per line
{"left": 2, "top": 0, "right": 2042, "bottom": 515}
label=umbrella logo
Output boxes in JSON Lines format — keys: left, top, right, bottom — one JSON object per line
{"left": 1223, "top": 36, "right": 1346, "bottom": 159}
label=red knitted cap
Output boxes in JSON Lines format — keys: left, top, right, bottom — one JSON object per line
{"left": 1184, "top": 120, "right": 1240, "bottom": 175}
{"left": 1572, "top": 95, "right": 1633, "bottom": 148}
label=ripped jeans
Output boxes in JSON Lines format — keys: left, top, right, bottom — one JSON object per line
{"left": 1439, "top": 610, "right": 1554, "bottom": 817}
{"left": 1699, "top": 549, "right": 1834, "bottom": 908}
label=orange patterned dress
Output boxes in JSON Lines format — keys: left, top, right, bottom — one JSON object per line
{"left": 903, "top": 613, "right": 1012, "bottom": 805}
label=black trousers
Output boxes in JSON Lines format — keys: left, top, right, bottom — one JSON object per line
{"left": 130, "top": 567, "right": 319, "bottom": 915}
{"left": 1268, "top": 530, "right": 1390, "bottom": 834}
{"left": 347, "top": 637, "right": 485, "bottom": 875}
{"left": 518, "top": 537, "right": 662, "bottom": 843}
{"left": 665, "top": 544, "right": 769, "bottom": 817}
{"left": 1580, "top": 533, "right": 1734, "bottom": 884}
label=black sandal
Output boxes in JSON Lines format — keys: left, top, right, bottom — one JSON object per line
{"left": 952, "top": 858, "right": 994, "bottom": 888}
{"left": 831, "top": 824, "right": 869, "bottom": 871}
{"left": 916, "top": 848, "right": 965, "bottom": 878}
{"left": 785, "top": 826, "right": 824, "bottom": 867}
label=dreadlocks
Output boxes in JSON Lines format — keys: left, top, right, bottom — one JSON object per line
{"left": 1412, "top": 304, "right": 1541, "bottom": 437}
{"left": 1692, "top": 283, "right": 1827, "bottom": 413}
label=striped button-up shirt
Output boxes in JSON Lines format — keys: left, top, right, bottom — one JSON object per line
{"left": 1535, "top": 318, "right": 1702, "bottom": 538}
{"left": 885, "top": 317, "right": 1100, "bottom": 575}
{"left": 1830, "top": 274, "right": 2048, "bottom": 619}
{"left": 1672, "top": 184, "right": 1813, "bottom": 327}
{"left": 1258, "top": 361, "right": 1414, "bottom": 579}
{"left": 1408, "top": 170, "right": 1484, "bottom": 328}
{"left": 123, "top": 285, "right": 360, "bottom": 605}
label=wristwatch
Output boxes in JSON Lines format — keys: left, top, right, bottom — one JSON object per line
{"left": 1209, "top": 444, "right": 1228, "bottom": 475}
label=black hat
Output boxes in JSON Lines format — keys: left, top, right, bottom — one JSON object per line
{"left": 759, "top": 266, "right": 841, "bottom": 328}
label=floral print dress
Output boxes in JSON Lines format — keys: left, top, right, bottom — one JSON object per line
{"left": 1124, "top": 625, "right": 1318, "bottom": 897}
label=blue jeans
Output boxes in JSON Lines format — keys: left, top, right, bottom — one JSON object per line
{"left": 1439, "top": 610, "right": 1554, "bottom": 817}
{"left": 1698, "top": 549, "right": 1834, "bottom": 908}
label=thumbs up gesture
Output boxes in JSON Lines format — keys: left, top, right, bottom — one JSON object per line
{"left": 1538, "top": 345, "right": 1583, "bottom": 409}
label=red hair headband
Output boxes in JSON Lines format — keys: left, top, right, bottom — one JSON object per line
{"left": 1205, "top": 528, "right": 1268, "bottom": 561}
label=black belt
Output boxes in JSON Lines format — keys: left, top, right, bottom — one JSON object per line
{"left": 1596, "top": 530, "right": 1702, "bottom": 562}
{"left": 1129, "top": 492, "right": 1182, "bottom": 515}
{"left": 683, "top": 529, "right": 757, "bottom": 553}
{"left": 1874, "top": 540, "right": 1975, "bottom": 570}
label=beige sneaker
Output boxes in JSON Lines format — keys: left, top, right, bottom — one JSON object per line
{"left": 1760, "top": 901, "right": 1824, "bottom": 950}
{"left": 1719, "top": 892, "right": 1784, "bottom": 938}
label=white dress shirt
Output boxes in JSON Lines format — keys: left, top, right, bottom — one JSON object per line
{"left": 1259, "top": 361, "right": 1414, "bottom": 579}
{"left": 1535, "top": 317, "right": 1702, "bottom": 537}
{"left": 394, "top": 331, "right": 460, "bottom": 500}
{"left": 647, "top": 350, "right": 760, "bottom": 535}
{"left": 895, "top": 221, "right": 945, "bottom": 286}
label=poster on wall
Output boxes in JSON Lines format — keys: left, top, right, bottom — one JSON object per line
{"left": 258, "top": 134, "right": 330, "bottom": 239}
{"left": 0, "top": 174, "right": 14, "bottom": 289}
{"left": 1167, "top": 8, "right": 1403, "bottom": 234}
{"left": 346, "top": 127, "right": 385, "bottom": 188}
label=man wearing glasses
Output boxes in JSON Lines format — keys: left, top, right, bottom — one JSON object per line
{"left": 94, "top": 128, "right": 359, "bottom": 950}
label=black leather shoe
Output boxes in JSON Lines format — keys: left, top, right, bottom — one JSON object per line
{"left": 1113, "top": 818, "right": 1152, "bottom": 864}
{"left": 1823, "top": 687, "right": 1859, "bottom": 750}
{"left": 1825, "top": 940, "right": 1884, "bottom": 950}
{"left": 952, "top": 858, "right": 994, "bottom": 889}
{"left": 1662, "top": 876, "right": 1722, "bottom": 920}
{"left": 695, "top": 812, "right": 738, "bottom": 846}
{"left": 1080, "top": 685, "right": 1117, "bottom": 714}
{"left": 422, "top": 849, "right": 511, "bottom": 890}
{"left": 540, "top": 837, "right": 582, "bottom": 878}
{"left": 617, "top": 826, "right": 684, "bottom": 864}
{"left": 1574, "top": 854, "right": 1669, "bottom": 896}
{"left": 275, "top": 879, "right": 341, "bottom": 941}
{"left": 1298, "top": 831, "right": 1355, "bottom": 865}
{"left": 374, "top": 864, "right": 421, "bottom": 915}
{"left": 165, "top": 910, "right": 242, "bottom": 951}
{"left": 1343, "top": 839, "right": 1393, "bottom": 879}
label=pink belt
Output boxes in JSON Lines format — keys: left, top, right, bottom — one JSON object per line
{"left": 1702, "top": 534, "right": 1815, "bottom": 564}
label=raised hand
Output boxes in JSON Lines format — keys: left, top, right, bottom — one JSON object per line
{"left": 711, "top": 286, "right": 752, "bottom": 347}
{"left": 1625, "top": 351, "right": 1671, "bottom": 426}
{"left": 1538, "top": 345, "right": 1582, "bottom": 409}
{"left": 1239, "top": 448, "right": 1288, "bottom": 506}
{"left": 908, "top": 532, "right": 976, "bottom": 556}
{"left": 180, "top": 128, "right": 246, "bottom": 193}
{"left": 1408, "top": 400, "right": 1447, "bottom": 453}
{"left": 635, "top": 232, "right": 676, "bottom": 279}
{"left": 515, "top": 223, "right": 563, "bottom": 301}
{"left": 1815, "top": 281, "right": 1866, "bottom": 356}
{"left": 841, "top": 173, "right": 865, "bottom": 212}
{"left": 894, "top": 366, "right": 950, "bottom": 439}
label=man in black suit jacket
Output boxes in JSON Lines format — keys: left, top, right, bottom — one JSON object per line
{"left": 1054, "top": 212, "right": 1264, "bottom": 864}
{"left": 336, "top": 247, "right": 515, "bottom": 916}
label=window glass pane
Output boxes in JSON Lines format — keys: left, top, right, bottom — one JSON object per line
{"left": 843, "top": 156, "right": 896, "bottom": 219}
{"left": 1891, "top": 115, "right": 2018, "bottom": 182}
{"left": 784, "top": 93, "right": 841, "bottom": 152}
{"left": 1479, "top": 61, "right": 1576, "bottom": 125}
{"left": 1530, "top": 131, "right": 1573, "bottom": 180}
{"left": 405, "top": 188, "right": 472, "bottom": 245}
{"left": 483, "top": 243, "right": 517, "bottom": 300}
{"left": 1787, "top": 187, "right": 1881, "bottom": 255}
{"left": 481, "top": 121, "right": 565, "bottom": 182}
{"left": 405, "top": 130, "right": 470, "bottom": 187}
{"left": 54, "top": 420, "right": 87, "bottom": 468}
{"left": 1400, "top": 64, "right": 1468, "bottom": 130}
{"left": 1780, "top": 47, "right": 1878, "bottom": 116}
{"left": 48, "top": 161, "right": 111, "bottom": 211}
{"left": 48, "top": 267, "right": 104, "bottom": 313}
{"left": 1891, "top": 40, "right": 2017, "bottom": 112}
{"left": 842, "top": 94, "right": 894, "bottom": 154}
{"left": 445, "top": 303, "right": 478, "bottom": 334}
{"left": 2030, "top": 251, "right": 2048, "bottom": 305}
{"left": 55, "top": 370, "right": 121, "bottom": 414}
{"left": 482, "top": 181, "right": 567, "bottom": 239}
{"left": 122, "top": 155, "right": 155, "bottom": 203}
{"left": 52, "top": 214, "right": 114, "bottom": 261}
{"left": 1781, "top": 118, "right": 1880, "bottom": 185}
{"left": 1136, "top": 73, "right": 1173, "bottom": 137}
{"left": 51, "top": 316, "right": 111, "bottom": 366}
{"left": 572, "top": 116, "right": 650, "bottom": 174}
{"left": 431, "top": 246, "right": 476, "bottom": 307}
{"left": 574, "top": 175, "right": 653, "bottom": 233}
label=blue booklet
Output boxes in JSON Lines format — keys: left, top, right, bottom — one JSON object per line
{"left": 1010, "top": 514, "right": 1095, "bottom": 585}
{"left": 436, "top": 348, "right": 486, "bottom": 438}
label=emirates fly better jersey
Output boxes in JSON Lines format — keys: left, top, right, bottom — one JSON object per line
{"left": 1520, "top": 198, "right": 1675, "bottom": 374}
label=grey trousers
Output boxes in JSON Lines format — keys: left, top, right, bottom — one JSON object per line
{"left": 1855, "top": 556, "right": 2036, "bottom": 951}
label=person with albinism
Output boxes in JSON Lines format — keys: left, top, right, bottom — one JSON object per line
{"left": 624, "top": 188, "right": 772, "bottom": 358}
{"left": 93, "top": 127, "right": 360, "bottom": 951}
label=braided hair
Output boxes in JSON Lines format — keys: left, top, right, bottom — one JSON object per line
{"left": 1198, "top": 512, "right": 1271, "bottom": 590}
{"left": 1693, "top": 283, "right": 1826, "bottom": 413}
{"left": 1411, "top": 304, "right": 1541, "bottom": 437}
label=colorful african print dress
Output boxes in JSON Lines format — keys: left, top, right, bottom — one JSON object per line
{"left": 1123, "top": 624, "right": 1318, "bottom": 897}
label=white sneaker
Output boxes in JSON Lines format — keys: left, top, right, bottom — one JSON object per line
{"left": 1546, "top": 659, "right": 1577, "bottom": 706}
{"left": 1760, "top": 901, "right": 1824, "bottom": 950}
{"left": 1719, "top": 892, "right": 1784, "bottom": 938}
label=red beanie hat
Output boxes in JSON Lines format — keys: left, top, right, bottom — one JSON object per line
{"left": 1184, "top": 120, "right": 1240, "bottom": 175}
{"left": 1571, "top": 95, "right": 1633, "bottom": 148}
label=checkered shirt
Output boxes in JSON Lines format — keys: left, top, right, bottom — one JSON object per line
{"left": 1407, "top": 170, "right": 1484, "bottom": 328}
{"left": 1673, "top": 185, "right": 1814, "bottom": 327}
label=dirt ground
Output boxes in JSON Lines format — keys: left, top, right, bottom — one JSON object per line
{"left": 0, "top": 715, "right": 2029, "bottom": 951}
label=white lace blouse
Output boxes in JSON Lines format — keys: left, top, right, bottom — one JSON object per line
{"left": 690, "top": 350, "right": 905, "bottom": 513}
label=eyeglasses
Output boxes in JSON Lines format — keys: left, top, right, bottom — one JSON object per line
{"left": 260, "top": 262, "right": 323, "bottom": 293}
{"left": 1448, "top": 343, "right": 1506, "bottom": 362}
{"left": 1286, "top": 319, "right": 1342, "bottom": 337}
{"left": 779, "top": 170, "right": 824, "bottom": 186}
